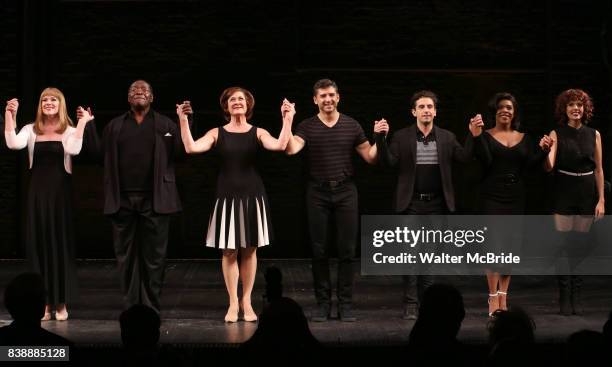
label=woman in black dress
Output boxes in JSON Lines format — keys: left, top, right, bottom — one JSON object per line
{"left": 177, "top": 88, "right": 295, "bottom": 322}
{"left": 544, "top": 89, "right": 605, "bottom": 315}
{"left": 470, "top": 93, "right": 552, "bottom": 316}
{"left": 4, "top": 88, "right": 94, "bottom": 321}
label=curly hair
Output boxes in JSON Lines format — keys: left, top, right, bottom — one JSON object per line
{"left": 219, "top": 87, "right": 255, "bottom": 121}
{"left": 554, "top": 89, "right": 594, "bottom": 126}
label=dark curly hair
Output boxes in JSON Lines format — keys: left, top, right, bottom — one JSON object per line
{"left": 219, "top": 87, "right": 255, "bottom": 121}
{"left": 554, "top": 89, "right": 594, "bottom": 126}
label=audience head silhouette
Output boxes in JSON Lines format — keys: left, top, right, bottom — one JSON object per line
{"left": 410, "top": 283, "right": 465, "bottom": 344}
{"left": 487, "top": 307, "right": 535, "bottom": 345}
{"left": 4, "top": 272, "right": 46, "bottom": 322}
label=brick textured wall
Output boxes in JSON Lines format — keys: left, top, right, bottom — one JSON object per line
{"left": 1, "top": 0, "right": 609, "bottom": 258}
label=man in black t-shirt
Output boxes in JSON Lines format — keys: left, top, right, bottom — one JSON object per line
{"left": 286, "top": 79, "right": 381, "bottom": 322}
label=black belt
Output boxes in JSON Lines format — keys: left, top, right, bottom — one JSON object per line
{"left": 313, "top": 177, "right": 351, "bottom": 189}
{"left": 492, "top": 173, "right": 519, "bottom": 185}
{"left": 413, "top": 192, "right": 440, "bottom": 201}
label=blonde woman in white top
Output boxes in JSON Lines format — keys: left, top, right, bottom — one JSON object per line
{"left": 4, "top": 87, "right": 93, "bottom": 321}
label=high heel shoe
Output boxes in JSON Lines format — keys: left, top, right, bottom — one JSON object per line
{"left": 41, "top": 305, "right": 52, "bottom": 321}
{"left": 497, "top": 291, "right": 508, "bottom": 311}
{"left": 488, "top": 292, "right": 499, "bottom": 317}
{"left": 55, "top": 305, "right": 69, "bottom": 321}
{"left": 224, "top": 305, "right": 239, "bottom": 323}
{"left": 240, "top": 300, "right": 258, "bottom": 322}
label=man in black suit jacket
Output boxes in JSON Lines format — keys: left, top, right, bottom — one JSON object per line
{"left": 99, "top": 80, "right": 192, "bottom": 312}
{"left": 375, "top": 90, "right": 482, "bottom": 319}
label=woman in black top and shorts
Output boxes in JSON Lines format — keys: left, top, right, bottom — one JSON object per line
{"left": 544, "top": 89, "right": 605, "bottom": 315}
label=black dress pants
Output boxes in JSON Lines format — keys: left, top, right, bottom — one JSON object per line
{"left": 306, "top": 181, "right": 358, "bottom": 306}
{"left": 402, "top": 196, "right": 445, "bottom": 305}
{"left": 110, "top": 193, "right": 169, "bottom": 312}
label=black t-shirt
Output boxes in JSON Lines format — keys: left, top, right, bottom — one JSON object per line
{"left": 118, "top": 111, "right": 155, "bottom": 191}
{"left": 295, "top": 114, "right": 367, "bottom": 181}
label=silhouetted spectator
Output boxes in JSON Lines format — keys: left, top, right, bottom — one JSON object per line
{"left": 408, "top": 283, "right": 468, "bottom": 366}
{"left": 486, "top": 307, "right": 536, "bottom": 366}
{"left": 565, "top": 330, "right": 605, "bottom": 366}
{"left": 0, "top": 272, "right": 72, "bottom": 346}
{"left": 241, "top": 297, "right": 322, "bottom": 365}
{"left": 119, "top": 304, "right": 181, "bottom": 367}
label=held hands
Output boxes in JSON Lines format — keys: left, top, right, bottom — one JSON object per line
{"left": 468, "top": 114, "right": 484, "bottom": 137}
{"left": 281, "top": 98, "right": 296, "bottom": 121}
{"left": 373, "top": 118, "right": 389, "bottom": 136}
{"left": 539, "top": 134, "right": 554, "bottom": 152}
{"left": 76, "top": 106, "right": 94, "bottom": 123}
{"left": 6, "top": 98, "right": 19, "bottom": 119}
{"left": 176, "top": 100, "right": 193, "bottom": 122}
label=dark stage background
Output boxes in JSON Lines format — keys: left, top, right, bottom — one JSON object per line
{"left": 1, "top": 0, "right": 611, "bottom": 258}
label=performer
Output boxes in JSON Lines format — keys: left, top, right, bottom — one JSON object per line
{"left": 469, "top": 93, "right": 552, "bottom": 316}
{"left": 375, "top": 90, "right": 479, "bottom": 320}
{"left": 178, "top": 87, "right": 295, "bottom": 322}
{"left": 544, "top": 88, "right": 605, "bottom": 315}
{"left": 4, "top": 88, "right": 94, "bottom": 321}
{"left": 286, "top": 79, "right": 379, "bottom": 322}
{"left": 96, "top": 80, "right": 192, "bottom": 313}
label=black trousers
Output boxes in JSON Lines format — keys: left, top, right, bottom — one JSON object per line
{"left": 402, "top": 196, "right": 446, "bottom": 305}
{"left": 110, "top": 193, "right": 170, "bottom": 312}
{"left": 306, "top": 181, "right": 358, "bottom": 306}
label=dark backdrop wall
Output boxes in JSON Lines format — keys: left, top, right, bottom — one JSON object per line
{"left": 1, "top": 0, "right": 611, "bottom": 258}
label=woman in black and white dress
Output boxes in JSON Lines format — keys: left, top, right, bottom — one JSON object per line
{"left": 177, "top": 87, "right": 294, "bottom": 322}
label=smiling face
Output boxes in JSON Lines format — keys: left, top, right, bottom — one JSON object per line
{"left": 313, "top": 86, "right": 340, "bottom": 114}
{"left": 227, "top": 91, "right": 248, "bottom": 117}
{"left": 495, "top": 99, "right": 515, "bottom": 126}
{"left": 40, "top": 95, "right": 60, "bottom": 117}
{"left": 412, "top": 97, "right": 437, "bottom": 125}
{"left": 566, "top": 100, "right": 584, "bottom": 123}
{"left": 127, "top": 80, "right": 153, "bottom": 109}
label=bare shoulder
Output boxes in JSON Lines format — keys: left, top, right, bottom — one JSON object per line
{"left": 256, "top": 127, "right": 270, "bottom": 138}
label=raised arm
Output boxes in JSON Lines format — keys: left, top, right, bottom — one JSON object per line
{"left": 543, "top": 130, "right": 557, "bottom": 172}
{"left": 64, "top": 106, "right": 95, "bottom": 155}
{"left": 4, "top": 98, "right": 29, "bottom": 150}
{"left": 177, "top": 102, "right": 216, "bottom": 154}
{"left": 259, "top": 98, "right": 295, "bottom": 151}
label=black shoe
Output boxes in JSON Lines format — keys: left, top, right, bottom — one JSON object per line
{"left": 402, "top": 303, "right": 418, "bottom": 320}
{"left": 338, "top": 304, "right": 356, "bottom": 322}
{"left": 311, "top": 304, "right": 331, "bottom": 322}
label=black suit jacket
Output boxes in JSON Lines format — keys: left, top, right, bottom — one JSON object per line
{"left": 100, "top": 110, "right": 184, "bottom": 215}
{"left": 377, "top": 124, "right": 473, "bottom": 213}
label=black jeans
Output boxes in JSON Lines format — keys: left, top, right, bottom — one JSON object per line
{"left": 306, "top": 180, "right": 358, "bottom": 306}
{"left": 110, "top": 193, "right": 170, "bottom": 312}
{"left": 402, "top": 195, "right": 445, "bottom": 305}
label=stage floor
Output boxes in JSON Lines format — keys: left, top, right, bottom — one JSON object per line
{"left": 0, "top": 260, "right": 610, "bottom": 346}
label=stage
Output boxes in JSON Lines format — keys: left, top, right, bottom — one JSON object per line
{"left": 0, "top": 259, "right": 610, "bottom": 347}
